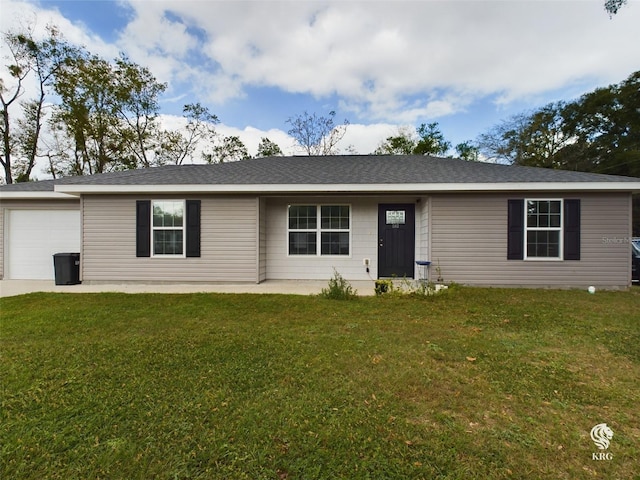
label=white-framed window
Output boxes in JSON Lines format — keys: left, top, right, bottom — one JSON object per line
{"left": 152, "top": 200, "right": 185, "bottom": 257}
{"left": 525, "top": 199, "right": 562, "bottom": 260}
{"left": 288, "top": 205, "right": 350, "bottom": 256}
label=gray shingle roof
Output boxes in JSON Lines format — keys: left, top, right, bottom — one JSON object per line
{"left": 2, "top": 155, "right": 639, "bottom": 192}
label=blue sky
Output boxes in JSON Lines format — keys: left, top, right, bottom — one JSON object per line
{"left": 2, "top": 0, "right": 640, "bottom": 158}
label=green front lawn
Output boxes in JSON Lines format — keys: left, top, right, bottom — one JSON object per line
{"left": 1, "top": 288, "right": 638, "bottom": 479}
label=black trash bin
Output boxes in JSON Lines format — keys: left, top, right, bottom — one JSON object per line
{"left": 53, "top": 253, "right": 81, "bottom": 285}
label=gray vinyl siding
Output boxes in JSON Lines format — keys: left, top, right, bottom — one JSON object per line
{"left": 4, "top": 191, "right": 633, "bottom": 288}
{"left": 430, "top": 192, "right": 633, "bottom": 288}
{"left": 418, "top": 197, "right": 429, "bottom": 264}
{"left": 258, "top": 197, "right": 267, "bottom": 282}
{"left": 0, "top": 199, "right": 80, "bottom": 279}
{"left": 82, "top": 195, "right": 258, "bottom": 282}
{"left": 265, "top": 196, "right": 420, "bottom": 281}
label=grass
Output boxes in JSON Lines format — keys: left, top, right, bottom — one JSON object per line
{"left": 1, "top": 287, "right": 639, "bottom": 479}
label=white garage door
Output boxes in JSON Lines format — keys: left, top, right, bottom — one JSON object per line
{"left": 7, "top": 210, "right": 81, "bottom": 280}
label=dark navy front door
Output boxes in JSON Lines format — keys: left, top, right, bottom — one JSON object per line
{"left": 378, "top": 204, "right": 415, "bottom": 278}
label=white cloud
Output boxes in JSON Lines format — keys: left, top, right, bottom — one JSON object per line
{"left": 155, "top": 116, "right": 388, "bottom": 159}
{"left": 156, "top": 114, "right": 297, "bottom": 159}
{"left": 339, "top": 123, "right": 408, "bottom": 155}
{"left": 2, "top": 0, "right": 639, "bottom": 161}
{"left": 113, "top": 0, "right": 640, "bottom": 123}
{"left": 0, "top": 0, "right": 119, "bottom": 58}
{"left": 216, "top": 124, "right": 298, "bottom": 156}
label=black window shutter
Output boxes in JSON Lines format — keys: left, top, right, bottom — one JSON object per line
{"left": 136, "top": 200, "right": 151, "bottom": 257}
{"left": 564, "top": 199, "right": 581, "bottom": 260}
{"left": 185, "top": 200, "right": 201, "bottom": 257}
{"left": 507, "top": 199, "right": 524, "bottom": 260}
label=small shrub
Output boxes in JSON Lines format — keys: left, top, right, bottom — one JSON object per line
{"left": 375, "top": 277, "right": 448, "bottom": 299}
{"left": 320, "top": 269, "right": 358, "bottom": 300}
{"left": 375, "top": 279, "right": 394, "bottom": 296}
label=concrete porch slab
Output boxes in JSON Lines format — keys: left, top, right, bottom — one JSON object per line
{"left": 0, "top": 280, "right": 377, "bottom": 298}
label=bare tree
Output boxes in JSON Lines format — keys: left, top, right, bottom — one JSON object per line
{"left": 286, "top": 110, "right": 348, "bottom": 155}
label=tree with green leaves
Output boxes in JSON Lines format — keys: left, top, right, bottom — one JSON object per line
{"left": 414, "top": 122, "right": 451, "bottom": 156}
{"left": 256, "top": 137, "right": 283, "bottom": 157}
{"left": 52, "top": 53, "right": 129, "bottom": 174}
{"left": 51, "top": 49, "right": 176, "bottom": 174}
{"left": 1, "top": 30, "right": 38, "bottom": 184}
{"left": 2, "top": 25, "right": 222, "bottom": 180}
{"left": 563, "top": 70, "right": 640, "bottom": 235}
{"left": 605, "top": 0, "right": 627, "bottom": 16}
{"left": 374, "top": 122, "right": 455, "bottom": 157}
{"left": 1, "top": 26, "right": 79, "bottom": 183}
{"left": 286, "top": 110, "right": 348, "bottom": 156}
{"left": 477, "top": 102, "right": 570, "bottom": 168}
{"left": 562, "top": 72, "right": 640, "bottom": 176}
{"left": 154, "top": 103, "right": 219, "bottom": 166}
{"left": 205, "top": 135, "right": 250, "bottom": 163}
{"left": 373, "top": 127, "right": 416, "bottom": 155}
{"left": 0, "top": 33, "right": 28, "bottom": 183}
{"left": 455, "top": 141, "right": 480, "bottom": 162}
{"left": 476, "top": 71, "right": 639, "bottom": 233}
{"left": 477, "top": 72, "right": 639, "bottom": 177}
{"left": 111, "top": 55, "right": 167, "bottom": 168}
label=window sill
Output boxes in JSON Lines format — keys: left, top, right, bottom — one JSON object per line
{"left": 523, "top": 257, "right": 564, "bottom": 262}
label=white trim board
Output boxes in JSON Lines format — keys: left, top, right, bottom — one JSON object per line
{"left": 53, "top": 181, "right": 640, "bottom": 195}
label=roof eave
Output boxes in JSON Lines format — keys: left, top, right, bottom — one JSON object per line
{"left": 54, "top": 182, "right": 640, "bottom": 195}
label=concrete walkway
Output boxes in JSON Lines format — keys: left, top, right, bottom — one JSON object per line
{"left": 0, "top": 279, "right": 377, "bottom": 298}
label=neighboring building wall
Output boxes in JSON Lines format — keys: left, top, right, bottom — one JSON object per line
{"left": 0, "top": 199, "right": 80, "bottom": 279}
{"left": 265, "top": 195, "right": 421, "bottom": 281}
{"left": 82, "top": 195, "right": 259, "bottom": 282}
{"left": 430, "top": 192, "right": 632, "bottom": 288}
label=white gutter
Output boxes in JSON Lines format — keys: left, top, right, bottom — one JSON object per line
{"left": 0, "top": 191, "right": 79, "bottom": 200}
{"left": 54, "top": 181, "right": 640, "bottom": 195}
